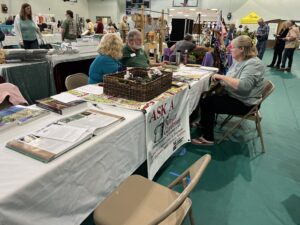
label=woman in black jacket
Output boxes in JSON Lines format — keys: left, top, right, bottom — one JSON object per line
{"left": 267, "top": 22, "right": 289, "bottom": 69}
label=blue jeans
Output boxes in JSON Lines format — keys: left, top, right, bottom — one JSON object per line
{"left": 256, "top": 40, "right": 267, "bottom": 59}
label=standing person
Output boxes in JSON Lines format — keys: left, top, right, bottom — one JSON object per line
{"left": 279, "top": 21, "right": 300, "bottom": 72}
{"left": 61, "top": 10, "right": 77, "bottom": 42}
{"left": 95, "top": 18, "right": 104, "bottom": 34}
{"left": 225, "top": 23, "right": 236, "bottom": 47}
{"left": 14, "top": 3, "right": 42, "bottom": 49}
{"left": 192, "top": 35, "right": 265, "bottom": 145}
{"left": 85, "top": 19, "right": 94, "bottom": 35}
{"left": 88, "top": 33, "right": 123, "bottom": 84}
{"left": 119, "top": 15, "right": 129, "bottom": 43}
{"left": 255, "top": 18, "right": 269, "bottom": 59}
{"left": 267, "top": 22, "right": 289, "bottom": 69}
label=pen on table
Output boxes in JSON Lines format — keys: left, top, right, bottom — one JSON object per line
{"left": 93, "top": 104, "right": 104, "bottom": 110}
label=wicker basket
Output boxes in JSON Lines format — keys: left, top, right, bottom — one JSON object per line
{"left": 103, "top": 68, "right": 172, "bottom": 102}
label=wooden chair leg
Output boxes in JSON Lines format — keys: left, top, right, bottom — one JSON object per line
{"left": 256, "top": 118, "right": 265, "bottom": 153}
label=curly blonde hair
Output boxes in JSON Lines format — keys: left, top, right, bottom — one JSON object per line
{"left": 97, "top": 33, "right": 123, "bottom": 59}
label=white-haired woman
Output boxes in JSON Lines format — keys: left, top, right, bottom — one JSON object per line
{"left": 88, "top": 33, "right": 123, "bottom": 84}
{"left": 192, "top": 35, "right": 266, "bottom": 145}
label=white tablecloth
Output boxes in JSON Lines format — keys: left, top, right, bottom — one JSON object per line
{"left": 47, "top": 40, "right": 99, "bottom": 68}
{"left": 0, "top": 104, "right": 146, "bottom": 225}
{"left": 0, "top": 70, "right": 211, "bottom": 225}
{"left": 2, "top": 34, "right": 62, "bottom": 47}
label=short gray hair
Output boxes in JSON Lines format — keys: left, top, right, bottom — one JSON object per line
{"left": 127, "top": 29, "right": 141, "bottom": 41}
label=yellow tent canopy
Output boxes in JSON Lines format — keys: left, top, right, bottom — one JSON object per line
{"left": 240, "top": 12, "right": 261, "bottom": 24}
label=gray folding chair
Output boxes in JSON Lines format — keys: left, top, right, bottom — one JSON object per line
{"left": 93, "top": 154, "right": 211, "bottom": 225}
{"left": 65, "top": 73, "right": 88, "bottom": 90}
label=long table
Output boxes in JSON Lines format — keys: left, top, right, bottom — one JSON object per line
{"left": 0, "top": 104, "right": 146, "bottom": 225}
{"left": 47, "top": 40, "right": 99, "bottom": 93}
{"left": 0, "top": 68, "right": 211, "bottom": 225}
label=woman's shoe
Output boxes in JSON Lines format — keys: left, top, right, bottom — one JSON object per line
{"left": 267, "top": 64, "right": 274, "bottom": 68}
{"left": 278, "top": 67, "right": 286, "bottom": 71}
{"left": 286, "top": 67, "right": 291, "bottom": 72}
{"left": 191, "top": 136, "right": 214, "bottom": 146}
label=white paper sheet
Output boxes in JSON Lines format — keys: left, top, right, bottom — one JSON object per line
{"left": 75, "top": 85, "right": 103, "bottom": 95}
{"left": 33, "top": 124, "right": 88, "bottom": 143}
{"left": 51, "top": 92, "right": 83, "bottom": 103}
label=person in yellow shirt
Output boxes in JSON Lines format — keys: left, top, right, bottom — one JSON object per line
{"left": 82, "top": 19, "right": 94, "bottom": 35}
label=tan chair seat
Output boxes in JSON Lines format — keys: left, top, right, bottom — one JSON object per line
{"left": 94, "top": 175, "right": 192, "bottom": 225}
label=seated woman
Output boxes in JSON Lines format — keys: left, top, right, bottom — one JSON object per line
{"left": 88, "top": 33, "right": 123, "bottom": 84}
{"left": 192, "top": 35, "right": 265, "bottom": 145}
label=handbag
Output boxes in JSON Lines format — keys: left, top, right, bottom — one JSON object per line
{"left": 39, "top": 40, "right": 52, "bottom": 49}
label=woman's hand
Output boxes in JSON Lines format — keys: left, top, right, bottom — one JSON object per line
{"left": 211, "top": 74, "right": 224, "bottom": 83}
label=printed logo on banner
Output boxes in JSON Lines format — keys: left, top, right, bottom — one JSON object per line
{"left": 146, "top": 88, "right": 190, "bottom": 179}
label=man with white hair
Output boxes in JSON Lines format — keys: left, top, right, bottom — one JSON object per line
{"left": 255, "top": 18, "right": 269, "bottom": 59}
{"left": 120, "top": 29, "right": 149, "bottom": 68}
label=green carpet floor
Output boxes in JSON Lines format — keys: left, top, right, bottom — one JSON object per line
{"left": 82, "top": 49, "right": 300, "bottom": 225}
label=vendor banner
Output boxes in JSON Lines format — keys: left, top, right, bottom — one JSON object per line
{"left": 145, "top": 87, "right": 190, "bottom": 179}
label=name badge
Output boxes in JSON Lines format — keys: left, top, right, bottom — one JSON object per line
{"left": 130, "top": 53, "right": 136, "bottom": 57}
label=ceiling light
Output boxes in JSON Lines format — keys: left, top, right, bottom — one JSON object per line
{"left": 189, "top": 8, "right": 196, "bottom": 11}
{"left": 210, "top": 8, "right": 218, "bottom": 11}
{"left": 170, "top": 8, "right": 175, "bottom": 11}
{"left": 177, "top": 11, "right": 183, "bottom": 14}
{"left": 184, "top": 15, "right": 189, "bottom": 17}
{"left": 169, "top": 15, "right": 173, "bottom": 17}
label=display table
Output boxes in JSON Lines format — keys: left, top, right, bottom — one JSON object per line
{"left": 0, "top": 61, "right": 56, "bottom": 104}
{"left": 47, "top": 40, "right": 99, "bottom": 93}
{"left": 0, "top": 67, "right": 211, "bottom": 225}
{"left": 0, "top": 104, "right": 146, "bottom": 225}
{"left": 2, "top": 34, "right": 62, "bottom": 47}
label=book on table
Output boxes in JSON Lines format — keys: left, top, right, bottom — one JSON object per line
{"left": 0, "top": 105, "right": 49, "bottom": 131}
{"left": 6, "top": 108, "right": 125, "bottom": 162}
{"left": 35, "top": 96, "right": 87, "bottom": 115}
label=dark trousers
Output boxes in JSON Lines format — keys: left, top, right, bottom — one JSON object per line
{"left": 281, "top": 48, "right": 295, "bottom": 68}
{"left": 23, "top": 39, "right": 40, "bottom": 49}
{"left": 200, "top": 95, "right": 254, "bottom": 141}
{"left": 270, "top": 46, "right": 284, "bottom": 67}
{"left": 256, "top": 40, "right": 267, "bottom": 59}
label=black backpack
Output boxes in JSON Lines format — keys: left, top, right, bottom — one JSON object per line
{"left": 0, "top": 29, "right": 5, "bottom": 42}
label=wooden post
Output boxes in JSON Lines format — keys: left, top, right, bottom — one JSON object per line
{"left": 141, "top": 5, "right": 144, "bottom": 43}
{"left": 159, "top": 9, "right": 164, "bottom": 56}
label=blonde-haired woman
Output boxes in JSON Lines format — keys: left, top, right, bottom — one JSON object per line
{"left": 88, "top": 33, "right": 123, "bottom": 84}
{"left": 192, "top": 35, "right": 265, "bottom": 145}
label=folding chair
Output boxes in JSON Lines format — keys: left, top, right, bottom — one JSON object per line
{"left": 217, "top": 80, "right": 275, "bottom": 153}
{"left": 65, "top": 73, "right": 88, "bottom": 91}
{"left": 93, "top": 154, "right": 211, "bottom": 225}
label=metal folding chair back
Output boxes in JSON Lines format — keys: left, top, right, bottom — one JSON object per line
{"left": 65, "top": 73, "right": 88, "bottom": 91}
{"left": 217, "top": 80, "right": 275, "bottom": 153}
{"left": 93, "top": 154, "right": 211, "bottom": 225}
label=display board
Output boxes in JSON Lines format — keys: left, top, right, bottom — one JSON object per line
{"left": 126, "top": 0, "right": 150, "bottom": 15}
{"left": 173, "top": 0, "right": 198, "bottom": 7}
